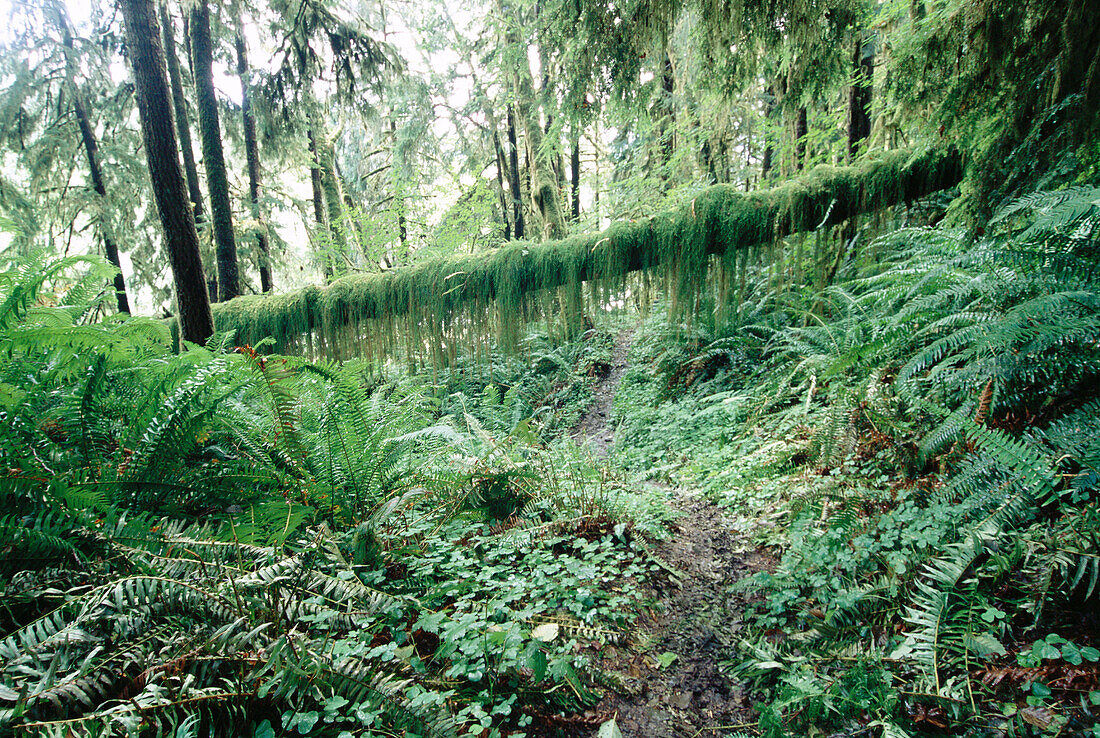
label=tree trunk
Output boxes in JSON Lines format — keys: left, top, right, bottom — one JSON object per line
{"left": 234, "top": 17, "right": 272, "bottom": 293}
{"left": 160, "top": 2, "right": 204, "bottom": 224}
{"left": 307, "top": 128, "right": 333, "bottom": 281}
{"left": 506, "top": 104, "right": 524, "bottom": 240}
{"left": 493, "top": 130, "right": 511, "bottom": 240}
{"left": 189, "top": 0, "right": 239, "bottom": 302}
{"left": 570, "top": 132, "right": 580, "bottom": 221}
{"left": 761, "top": 85, "right": 776, "bottom": 180}
{"left": 58, "top": 12, "right": 130, "bottom": 314}
{"left": 513, "top": 66, "right": 564, "bottom": 240}
{"left": 793, "top": 106, "right": 808, "bottom": 172}
{"left": 118, "top": 0, "right": 213, "bottom": 344}
{"left": 318, "top": 136, "right": 347, "bottom": 256}
{"left": 658, "top": 49, "right": 676, "bottom": 172}
{"left": 847, "top": 34, "right": 874, "bottom": 162}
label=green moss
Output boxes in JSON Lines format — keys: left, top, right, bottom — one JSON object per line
{"left": 212, "top": 148, "right": 962, "bottom": 359}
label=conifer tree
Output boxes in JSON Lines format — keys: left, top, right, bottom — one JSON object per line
{"left": 188, "top": 0, "right": 239, "bottom": 301}
{"left": 119, "top": 0, "right": 214, "bottom": 345}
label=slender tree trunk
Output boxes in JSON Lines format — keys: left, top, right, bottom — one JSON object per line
{"left": 307, "top": 128, "right": 332, "bottom": 281}
{"left": 388, "top": 120, "right": 407, "bottom": 255}
{"left": 118, "top": 0, "right": 213, "bottom": 344}
{"left": 189, "top": 0, "right": 239, "bottom": 302}
{"left": 160, "top": 2, "right": 204, "bottom": 224}
{"left": 58, "top": 13, "right": 130, "bottom": 314}
{"left": 658, "top": 49, "right": 676, "bottom": 172}
{"left": 506, "top": 104, "right": 524, "bottom": 240}
{"left": 793, "top": 106, "right": 808, "bottom": 172}
{"left": 570, "top": 132, "right": 580, "bottom": 221}
{"left": 317, "top": 136, "right": 347, "bottom": 255}
{"left": 761, "top": 85, "right": 776, "bottom": 180}
{"left": 234, "top": 17, "right": 272, "bottom": 293}
{"left": 493, "top": 130, "right": 511, "bottom": 240}
{"left": 847, "top": 34, "right": 874, "bottom": 162}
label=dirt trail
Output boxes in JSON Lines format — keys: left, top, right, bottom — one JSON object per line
{"left": 571, "top": 329, "right": 633, "bottom": 456}
{"left": 571, "top": 331, "right": 769, "bottom": 737}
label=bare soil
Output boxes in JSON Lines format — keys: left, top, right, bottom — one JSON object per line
{"left": 570, "top": 331, "right": 774, "bottom": 737}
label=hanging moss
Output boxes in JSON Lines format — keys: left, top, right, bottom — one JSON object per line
{"left": 213, "top": 148, "right": 962, "bottom": 359}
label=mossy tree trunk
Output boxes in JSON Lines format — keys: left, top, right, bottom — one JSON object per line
{"left": 307, "top": 128, "right": 333, "bottom": 281}
{"left": 58, "top": 12, "right": 130, "bottom": 314}
{"left": 160, "top": 2, "right": 204, "bottom": 226}
{"left": 761, "top": 85, "right": 776, "bottom": 180}
{"left": 499, "top": 0, "right": 564, "bottom": 242}
{"left": 119, "top": 0, "right": 213, "bottom": 345}
{"left": 657, "top": 48, "right": 676, "bottom": 173}
{"left": 570, "top": 129, "right": 581, "bottom": 221}
{"left": 793, "top": 106, "right": 808, "bottom": 172}
{"left": 506, "top": 104, "right": 524, "bottom": 240}
{"left": 234, "top": 14, "right": 272, "bottom": 293}
{"left": 847, "top": 34, "right": 874, "bottom": 162}
{"left": 493, "top": 129, "right": 512, "bottom": 239}
{"left": 318, "top": 136, "right": 348, "bottom": 258}
{"left": 513, "top": 67, "right": 565, "bottom": 240}
{"left": 189, "top": 0, "right": 239, "bottom": 302}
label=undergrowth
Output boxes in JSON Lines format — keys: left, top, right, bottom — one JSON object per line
{"left": 609, "top": 186, "right": 1100, "bottom": 735}
{"left": 0, "top": 250, "right": 670, "bottom": 737}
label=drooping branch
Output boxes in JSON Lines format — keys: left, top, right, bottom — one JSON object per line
{"left": 213, "top": 149, "right": 961, "bottom": 358}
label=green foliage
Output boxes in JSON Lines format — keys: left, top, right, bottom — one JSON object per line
{"left": 608, "top": 183, "right": 1100, "bottom": 735}
{"left": 213, "top": 148, "right": 961, "bottom": 362}
{"left": 0, "top": 252, "right": 669, "bottom": 736}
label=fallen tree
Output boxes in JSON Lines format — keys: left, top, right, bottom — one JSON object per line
{"left": 212, "top": 148, "right": 962, "bottom": 362}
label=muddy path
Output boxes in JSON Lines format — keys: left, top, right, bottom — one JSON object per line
{"left": 571, "top": 328, "right": 633, "bottom": 456}
{"left": 571, "top": 332, "right": 771, "bottom": 737}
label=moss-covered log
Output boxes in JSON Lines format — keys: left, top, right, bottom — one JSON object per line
{"left": 213, "top": 148, "right": 961, "bottom": 360}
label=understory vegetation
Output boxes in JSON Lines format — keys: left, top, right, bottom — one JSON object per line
{"left": 2, "top": 0, "right": 1100, "bottom": 732}
{"left": 611, "top": 186, "right": 1100, "bottom": 736}
{"left": 4, "top": 176, "right": 1098, "bottom": 736}
{"left": 0, "top": 252, "right": 673, "bottom": 736}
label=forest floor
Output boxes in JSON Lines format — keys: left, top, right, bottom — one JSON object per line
{"left": 572, "top": 330, "right": 772, "bottom": 737}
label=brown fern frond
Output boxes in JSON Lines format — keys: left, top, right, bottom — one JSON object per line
{"left": 974, "top": 379, "right": 994, "bottom": 425}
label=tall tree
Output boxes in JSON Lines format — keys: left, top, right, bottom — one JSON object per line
{"left": 118, "top": 0, "right": 213, "bottom": 344}
{"left": 188, "top": 0, "right": 239, "bottom": 301}
{"left": 56, "top": 10, "right": 130, "bottom": 314}
{"left": 847, "top": 33, "right": 874, "bottom": 161}
{"left": 159, "top": 2, "right": 204, "bottom": 226}
{"left": 506, "top": 104, "right": 525, "bottom": 239}
{"left": 234, "top": 9, "right": 272, "bottom": 293}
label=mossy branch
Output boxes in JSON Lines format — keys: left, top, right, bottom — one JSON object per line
{"left": 212, "top": 148, "right": 962, "bottom": 359}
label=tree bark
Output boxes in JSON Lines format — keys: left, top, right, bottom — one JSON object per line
{"left": 189, "top": 0, "right": 239, "bottom": 302}
{"left": 761, "top": 85, "right": 776, "bottom": 180}
{"left": 160, "top": 2, "right": 204, "bottom": 225}
{"left": 493, "top": 130, "right": 511, "bottom": 240}
{"left": 318, "top": 136, "right": 347, "bottom": 255}
{"left": 570, "top": 132, "right": 580, "bottom": 221}
{"left": 793, "top": 106, "right": 808, "bottom": 172}
{"left": 513, "top": 64, "right": 564, "bottom": 240}
{"left": 506, "top": 104, "right": 524, "bottom": 240}
{"left": 58, "top": 13, "right": 130, "bottom": 314}
{"left": 658, "top": 49, "right": 676, "bottom": 172}
{"left": 307, "top": 128, "right": 332, "bottom": 281}
{"left": 847, "top": 34, "right": 874, "bottom": 162}
{"left": 118, "top": 0, "right": 213, "bottom": 345}
{"left": 234, "top": 17, "right": 272, "bottom": 293}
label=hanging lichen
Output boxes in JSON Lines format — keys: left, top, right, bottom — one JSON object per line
{"left": 212, "top": 148, "right": 961, "bottom": 361}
